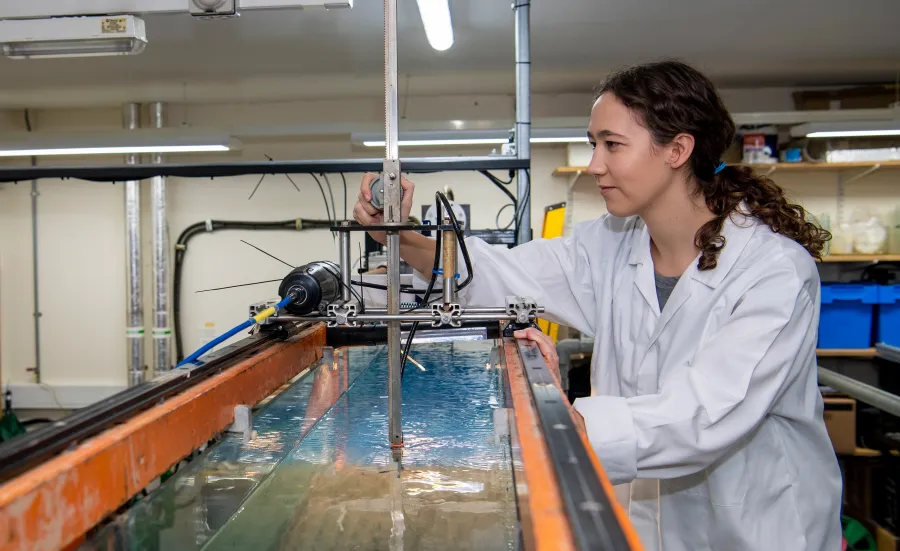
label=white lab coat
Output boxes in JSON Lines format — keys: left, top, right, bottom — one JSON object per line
{"left": 455, "top": 211, "right": 843, "bottom": 551}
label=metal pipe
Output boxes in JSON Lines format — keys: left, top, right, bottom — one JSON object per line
{"left": 124, "top": 103, "right": 145, "bottom": 386}
{"left": 278, "top": 313, "right": 532, "bottom": 323}
{"left": 30, "top": 171, "right": 40, "bottom": 383}
{"left": 441, "top": 217, "right": 456, "bottom": 304}
{"left": 339, "top": 224, "right": 352, "bottom": 303}
{"left": 354, "top": 307, "right": 544, "bottom": 315}
{"left": 514, "top": 0, "right": 531, "bottom": 245}
{"left": 383, "top": 0, "right": 403, "bottom": 450}
{"left": 149, "top": 101, "right": 172, "bottom": 374}
{"left": 22, "top": 108, "right": 41, "bottom": 384}
{"left": 818, "top": 366, "right": 900, "bottom": 419}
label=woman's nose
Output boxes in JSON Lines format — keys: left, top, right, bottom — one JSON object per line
{"left": 587, "top": 149, "right": 607, "bottom": 177}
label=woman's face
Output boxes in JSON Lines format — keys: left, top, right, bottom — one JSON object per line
{"left": 586, "top": 92, "right": 677, "bottom": 218}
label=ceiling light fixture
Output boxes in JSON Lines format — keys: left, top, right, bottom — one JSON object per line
{"left": 356, "top": 129, "right": 589, "bottom": 148}
{"left": 0, "top": 15, "right": 147, "bottom": 59}
{"left": 416, "top": 0, "right": 453, "bottom": 51}
{"left": 0, "top": 131, "right": 241, "bottom": 157}
{"left": 791, "top": 121, "right": 900, "bottom": 139}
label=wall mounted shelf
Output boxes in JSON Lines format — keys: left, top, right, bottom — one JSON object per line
{"left": 553, "top": 160, "right": 900, "bottom": 178}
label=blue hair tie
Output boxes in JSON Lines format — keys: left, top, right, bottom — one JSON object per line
{"left": 714, "top": 161, "right": 727, "bottom": 175}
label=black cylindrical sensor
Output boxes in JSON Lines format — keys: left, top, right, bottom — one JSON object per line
{"left": 278, "top": 261, "right": 341, "bottom": 315}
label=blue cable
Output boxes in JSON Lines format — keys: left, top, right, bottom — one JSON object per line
{"left": 177, "top": 294, "right": 295, "bottom": 367}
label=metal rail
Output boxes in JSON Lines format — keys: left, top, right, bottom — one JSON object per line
{"left": 818, "top": 366, "right": 900, "bottom": 419}
{"left": 0, "top": 156, "right": 528, "bottom": 183}
{"left": 279, "top": 313, "right": 530, "bottom": 323}
{"left": 382, "top": 0, "right": 404, "bottom": 450}
{"left": 515, "top": 339, "right": 636, "bottom": 551}
{"left": 0, "top": 326, "right": 300, "bottom": 484}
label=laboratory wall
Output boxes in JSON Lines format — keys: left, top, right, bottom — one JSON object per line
{"left": 0, "top": 85, "right": 897, "bottom": 407}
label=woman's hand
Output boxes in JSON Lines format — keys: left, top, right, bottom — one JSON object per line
{"left": 513, "top": 327, "right": 560, "bottom": 379}
{"left": 353, "top": 173, "right": 416, "bottom": 245}
{"left": 513, "top": 326, "right": 587, "bottom": 434}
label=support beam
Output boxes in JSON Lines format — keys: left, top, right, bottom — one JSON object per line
{"left": 123, "top": 103, "right": 144, "bottom": 386}
{"left": 0, "top": 0, "right": 349, "bottom": 19}
{"left": 514, "top": 0, "right": 532, "bottom": 244}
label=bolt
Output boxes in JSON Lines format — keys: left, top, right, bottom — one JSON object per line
{"left": 389, "top": 172, "right": 397, "bottom": 180}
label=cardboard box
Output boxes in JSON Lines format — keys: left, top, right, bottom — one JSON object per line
{"left": 823, "top": 396, "right": 857, "bottom": 455}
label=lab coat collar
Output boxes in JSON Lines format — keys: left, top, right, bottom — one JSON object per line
{"left": 627, "top": 207, "right": 760, "bottom": 290}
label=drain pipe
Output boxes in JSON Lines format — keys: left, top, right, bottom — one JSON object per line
{"left": 25, "top": 109, "right": 41, "bottom": 384}
{"left": 124, "top": 103, "right": 145, "bottom": 386}
{"left": 556, "top": 338, "right": 594, "bottom": 394}
{"left": 149, "top": 101, "right": 172, "bottom": 373}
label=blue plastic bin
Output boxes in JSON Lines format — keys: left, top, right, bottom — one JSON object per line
{"left": 878, "top": 285, "right": 900, "bottom": 347}
{"left": 818, "top": 284, "right": 879, "bottom": 349}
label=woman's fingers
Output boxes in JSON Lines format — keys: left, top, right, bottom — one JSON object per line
{"left": 360, "top": 172, "right": 378, "bottom": 201}
{"left": 514, "top": 327, "right": 559, "bottom": 366}
{"left": 353, "top": 202, "right": 382, "bottom": 226}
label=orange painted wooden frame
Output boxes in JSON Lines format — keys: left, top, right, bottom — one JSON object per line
{"left": 501, "top": 339, "right": 644, "bottom": 551}
{"left": 0, "top": 324, "right": 326, "bottom": 551}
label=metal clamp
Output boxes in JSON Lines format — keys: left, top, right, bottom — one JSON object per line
{"left": 327, "top": 302, "right": 358, "bottom": 328}
{"left": 431, "top": 303, "right": 461, "bottom": 328}
{"left": 506, "top": 296, "right": 538, "bottom": 324}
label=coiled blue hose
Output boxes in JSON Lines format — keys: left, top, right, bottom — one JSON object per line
{"left": 177, "top": 294, "right": 295, "bottom": 367}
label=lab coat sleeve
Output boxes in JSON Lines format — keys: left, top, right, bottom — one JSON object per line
{"left": 572, "top": 267, "right": 815, "bottom": 484}
{"left": 455, "top": 229, "right": 597, "bottom": 336}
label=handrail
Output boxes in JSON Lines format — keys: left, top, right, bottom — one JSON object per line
{"left": 818, "top": 366, "right": 900, "bottom": 418}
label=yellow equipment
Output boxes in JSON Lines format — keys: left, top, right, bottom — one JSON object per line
{"left": 537, "top": 202, "right": 566, "bottom": 343}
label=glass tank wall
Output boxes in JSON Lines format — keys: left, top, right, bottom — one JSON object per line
{"left": 82, "top": 340, "right": 518, "bottom": 551}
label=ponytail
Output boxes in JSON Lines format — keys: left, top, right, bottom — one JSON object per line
{"left": 694, "top": 165, "right": 831, "bottom": 271}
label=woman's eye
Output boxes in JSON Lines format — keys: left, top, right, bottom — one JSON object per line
{"left": 589, "top": 141, "right": 597, "bottom": 150}
{"left": 606, "top": 141, "right": 621, "bottom": 151}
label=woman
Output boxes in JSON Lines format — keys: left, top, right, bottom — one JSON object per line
{"left": 353, "top": 60, "right": 842, "bottom": 550}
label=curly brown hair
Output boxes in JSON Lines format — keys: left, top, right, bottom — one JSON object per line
{"left": 598, "top": 60, "right": 831, "bottom": 270}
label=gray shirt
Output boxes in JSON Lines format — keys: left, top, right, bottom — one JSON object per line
{"left": 655, "top": 272, "right": 680, "bottom": 311}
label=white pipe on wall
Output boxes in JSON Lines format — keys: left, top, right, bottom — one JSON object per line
{"left": 149, "top": 101, "right": 172, "bottom": 374}
{"left": 123, "top": 102, "right": 145, "bottom": 386}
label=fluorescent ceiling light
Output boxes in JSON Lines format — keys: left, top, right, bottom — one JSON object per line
{"left": 363, "top": 138, "right": 507, "bottom": 147}
{"left": 791, "top": 121, "right": 900, "bottom": 139}
{"left": 416, "top": 0, "right": 453, "bottom": 51}
{"left": 0, "top": 130, "right": 240, "bottom": 157}
{"left": 0, "top": 15, "right": 147, "bottom": 59}
{"left": 358, "top": 129, "right": 590, "bottom": 148}
{"left": 806, "top": 130, "right": 900, "bottom": 138}
{"left": 532, "top": 137, "right": 590, "bottom": 144}
{"left": 0, "top": 145, "right": 231, "bottom": 157}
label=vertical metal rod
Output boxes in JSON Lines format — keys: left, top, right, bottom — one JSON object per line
{"left": 514, "top": 0, "right": 532, "bottom": 244}
{"left": 30, "top": 168, "right": 40, "bottom": 384}
{"left": 23, "top": 108, "right": 41, "bottom": 384}
{"left": 124, "top": 103, "right": 145, "bottom": 386}
{"left": 383, "top": 0, "right": 403, "bottom": 449}
{"left": 339, "top": 225, "right": 352, "bottom": 303}
{"left": 442, "top": 218, "right": 456, "bottom": 304}
{"left": 149, "top": 101, "right": 172, "bottom": 374}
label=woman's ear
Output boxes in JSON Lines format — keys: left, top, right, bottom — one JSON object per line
{"left": 667, "top": 132, "right": 695, "bottom": 169}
